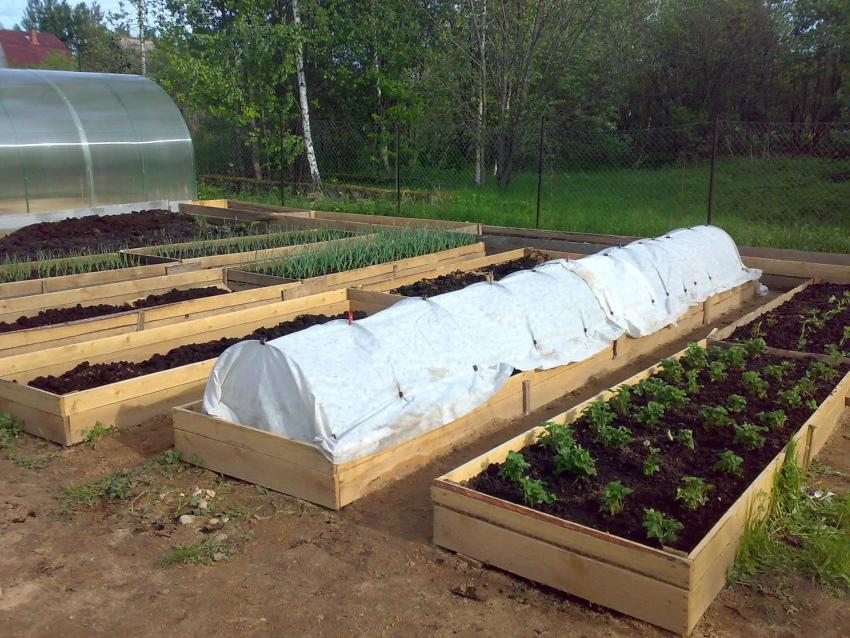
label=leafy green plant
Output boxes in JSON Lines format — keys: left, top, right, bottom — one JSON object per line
{"left": 714, "top": 450, "right": 744, "bottom": 477}
{"left": 683, "top": 343, "right": 709, "bottom": 370}
{"left": 757, "top": 409, "right": 787, "bottom": 430}
{"left": 554, "top": 441, "right": 597, "bottom": 478}
{"left": 734, "top": 422, "right": 768, "bottom": 450}
{"left": 739, "top": 337, "right": 767, "bottom": 357}
{"left": 656, "top": 385, "right": 690, "bottom": 410}
{"left": 707, "top": 360, "right": 728, "bottom": 382}
{"left": 762, "top": 361, "right": 793, "bottom": 383}
{"left": 161, "top": 538, "right": 229, "bottom": 567}
{"left": 643, "top": 508, "right": 684, "bottom": 545}
{"left": 519, "top": 476, "right": 557, "bottom": 507}
{"left": 721, "top": 345, "right": 749, "bottom": 370}
{"left": 726, "top": 394, "right": 747, "bottom": 414}
{"left": 659, "top": 358, "right": 685, "bottom": 384}
{"left": 685, "top": 369, "right": 701, "bottom": 395}
{"left": 0, "top": 412, "right": 23, "bottom": 449}
{"left": 741, "top": 370, "right": 768, "bottom": 399}
{"left": 500, "top": 451, "right": 531, "bottom": 483}
{"left": 806, "top": 360, "right": 838, "bottom": 382}
{"left": 63, "top": 470, "right": 135, "bottom": 510}
{"left": 635, "top": 401, "right": 665, "bottom": 427}
{"left": 537, "top": 422, "right": 574, "bottom": 451}
{"left": 643, "top": 446, "right": 662, "bottom": 476}
{"left": 586, "top": 400, "right": 615, "bottom": 430}
{"left": 600, "top": 480, "right": 634, "bottom": 516}
{"left": 676, "top": 476, "right": 714, "bottom": 510}
{"left": 594, "top": 423, "right": 633, "bottom": 449}
{"left": 699, "top": 405, "right": 732, "bottom": 429}
{"left": 675, "top": 428, "right": 695, "bottom": 450}
{"left": 81, "top": 421, "right": 116, "bottom": 448}
{"left": 609, "top": 386, "right": 631, "bottom": 417}
{"left": 779, "top": 387, "right": 803, "bottom": 409}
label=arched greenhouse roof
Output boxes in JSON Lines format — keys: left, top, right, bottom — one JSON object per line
{"left": 0, "top": 69, "right": 196, "bottom": 225}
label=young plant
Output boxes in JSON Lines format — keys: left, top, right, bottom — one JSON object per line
{"left": 586, "top": 400, "right": 615, "bottom": 430}
{"left": 757, "top": 409, "right": 787, "bottom": 430}
{"left": 554, "top": 441, "right": 597, "bottom": 478}
{"left": 739, "top": 337, "right": 767, "bottom": 357}
{"left": 683, "top": 343, "right": 709, "bottom": 370}
{"left": 734, "top": 422, "right": 768, "bottom": 450}
{"left": 499, "top": 450, "right": 531, "bottom": 483}
{"left": 685, "top": 369, "right": 701, "bottom": 395}
{"left": 655, "top": 385, "right": 690, "bottom": 410}
{"left": 643, "top": 508, "right": 684, "bottom": 545}
{"left": 643, "top": 446, "right": 662, "bottom": 476}
{"left": 721, "top": 345, "right": 748, "bottom": 370}
{"left": 594, "top": 424, "right": 633, "bottom": 449}
{"left": 741, "top": 370, "right": 768, "bottom": 399}
{"left": 675, "top": 476, "right": 714, "bottom": 510}
{"left": 599, "top": 480, "right": 634, "bottom": 516}
{"left": 658, "top": 358, "right": 685, "bottom": 384}
{"left": 609, "top": 386, "right": 631, "bottom": 417}
{"left": 699, "top": 405, "right": 732, "bottom": 429}
{"left": 635, "top": 401, "right": 665, "bottom": 428}
{"left": 537, "top": 422, "right": 574, "bottom": 451}
{"left": 675, "top": 428, "right": 695, "bottom": 450}
{"left": 518, "top": 476, "right": 557, "bottom": 507}
{"left": 708, "top": 360, "right": 728, "bottom": 382}
{"left": 807, "top": 360, "right": 838, "bottom": 382}
{"left": 726, "top": 394, "right": 747, "bottom": 414}
{"left": 781, "top": 385, "right": 804, "bottom": 409}
{"left": 714, "top": 450, "right": 744, "bottom": 477}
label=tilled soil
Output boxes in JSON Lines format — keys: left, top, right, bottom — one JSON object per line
{"left": 730, "top": 282, "right": 850, "bottom": 354}
{"left": 390, "top": 250, "right": 550, "bottom": 297}
{"left": 0, "top": 287, "right": 229, "bottom": 334}
{"left": 0, "top": 210, "right": 259, "bottom": 260}
{"left": 470, "top": 350, "right": 847, "bottom": 551}
{"left": 29, "top": 311, "right": 365, "bottom": 394}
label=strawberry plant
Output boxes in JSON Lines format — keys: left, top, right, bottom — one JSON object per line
{"left": 554, "top": 441, "right": 597, "bottom": 478}
{"left": 643, "top": 508, "right": 683, "bottom": 545}
{"left": 795, "top": 375, "right": 816, "bottom": 397}
{"left": 806, "top": 360, "right": 838, "bottom": 382}
{"left": 537, "top": 422, "right": 574, "bottom": 451}
{"left": 714, "top": 450, "right": 744, "bottom": 477}
{"left": 757, "top": 409, "right": 787, "bottom": 430}
{"left": 586, "top": 400, "right": 615, "bottom": 430}
{"left": 734, "top": 422, "right": 767, "bottom": 450}
{"left": 722, "top": 345, "right": 748, "bottom": 370}
{"left": 685, "top": 369, "right": 701, "bottom": 394}
{"left": 599, "top": 480, "right": 634, "bottom": 516}
{"left": 762, "top": 362, "right": 793, "bottom": 382}
{"left": 609, "top": 386, "right": 631, "bottom": 417}
{"left": 740, "top": 337, "right": 767, "bottom": 357}
{"left": 708, "top": 360, "right": 728, "bottom": 382}
{"left": 500, "top": 450, "right": 531, "bottom": 483}
{"left": 699, "top": 405, "right": 732, "bottom": 429}
{"left": 655, "top": 385, "right": 690, "bottom": 410}
{"left": 643, "top": 446, "right": 661, "bottom": 476}
{"left": 519, "top": 476, "right": 557, "bottom": 506}
{"left": 779, "top": 387, "right": 803, "bottom": 408}
{"left": 726, "top": 394, "right": 747, "bottom": 414}
{"left": 659, "top": 358, "right": 684, "bottom": 384}
{"left": 741, "top": 370, "right": 768, "bottom": 398}
{"left": 636, "top": 401, "right": 665, "bottom": 427}
{"left": 594, "top": 423, "right": 633, "bottom": 449}
{"left": 675, "top": 476, "right": 714, "bottom": 510}
{"left": 675, "top": 428, "right": 695, "bottom": 450}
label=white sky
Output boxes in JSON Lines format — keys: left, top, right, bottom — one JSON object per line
{"left": 0, "top": 1, "right": 128, "bottom": 32}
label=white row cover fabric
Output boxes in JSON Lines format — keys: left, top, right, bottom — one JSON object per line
{"left": 203, "top": 225, "right": 762, "bottom": 464}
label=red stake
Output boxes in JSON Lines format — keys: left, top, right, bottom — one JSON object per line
{"left": 348, "top": 310, "right": 354, "bottom": 325}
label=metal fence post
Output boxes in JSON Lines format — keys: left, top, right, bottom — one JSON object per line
{"left": 707, "top": 117, "right": 719, "bottom": 225}
{"left": 395, "top": 123, "right": 401, "bottom": 216}
{"left": 535, "top": 115, "right": 545, "bottom": 229}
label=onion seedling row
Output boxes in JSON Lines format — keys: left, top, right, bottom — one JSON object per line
{"left": 145, "top": 228, "right": 351, "bottom": 260}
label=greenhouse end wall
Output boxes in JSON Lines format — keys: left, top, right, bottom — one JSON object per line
{"left": 0, "top": 69, "right": 196, "bottom": 227}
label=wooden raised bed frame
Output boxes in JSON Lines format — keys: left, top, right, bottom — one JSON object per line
{"left": 431, "top": 341, "right": 850, "bottom": 635}
{"left": 172, "top": 279, "right": 759, "bottom": 511}
{"left": 0, "top": 288, "right": 399, "bottom": 446}
{"left": 0, "top": 243, "right": 485, "bottom": 356}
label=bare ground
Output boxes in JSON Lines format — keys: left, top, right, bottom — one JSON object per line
{"left": 1, "top": 290, "right": 849, "bottom": 638}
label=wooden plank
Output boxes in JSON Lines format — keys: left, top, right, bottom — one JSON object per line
{"left": 173, "top": 428, "right": 338, "bottom": 509}
{"left": 433, "top": 505, "right": 690, "bottom": 635}
{"left": 741, "top": 256, "right": 850, "bottom": 283}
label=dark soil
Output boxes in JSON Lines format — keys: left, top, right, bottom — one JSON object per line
{"left": 0, "top": 210, "right": 260, "bottom": 260}
{"left": 29, "top": 311, "right": 366, "bottom": 394}
{"left": 0, "top": 287, "right": 229, "bottom": 334}
{"left": 469, "top": 346, "right": 848, "bottom": 552}
{"left": 390, "top": 250, "right": 550, "bottom": 297}
{"left": 730, "top": 283, "right": 850, "bottom": 355}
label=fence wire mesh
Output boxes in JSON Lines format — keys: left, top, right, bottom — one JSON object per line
{"left": 194, "top": 118, "right": 850, "bottom": 252}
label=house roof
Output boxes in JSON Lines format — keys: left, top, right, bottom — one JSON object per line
{"left": 0, "top": 30, "right": 70, "bottom": 68}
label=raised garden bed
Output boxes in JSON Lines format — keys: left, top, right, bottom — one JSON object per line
{"left": 0, "top": 209, "right": 262, "bottom": 259}
{"left": 172, "top": 279, "right": 760, "bottom": 510}
{"left": 431, "top": 341, "right": 850, "bottom": 635}
{"left": 716, "top": 280, "right": 850, "bottom": 359}
{"left": 0, "top": 288, "right": 398, "bottom": 445}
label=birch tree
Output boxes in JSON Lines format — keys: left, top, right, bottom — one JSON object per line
{"left": 291, "top": 0, "right": 321, "bottom": 189}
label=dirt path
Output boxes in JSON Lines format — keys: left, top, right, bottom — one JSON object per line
{"left": 2, "top": 293, "right": 849, "bottom": 638}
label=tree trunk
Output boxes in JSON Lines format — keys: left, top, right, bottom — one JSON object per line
{"left": 474, "top": 0, "right": 487, "bottom": 186}
{"left": 291, "top": 0, "right": 321, "bottom": 190}
{"left": 376, "top": 51, "right": 390, "bottom": 174}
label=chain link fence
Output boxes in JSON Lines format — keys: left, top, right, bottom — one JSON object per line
{"left": 194, "top": 118, "right": 850, "bottom": 252}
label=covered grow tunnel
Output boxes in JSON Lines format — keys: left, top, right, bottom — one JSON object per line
{"left": 0, "top": 69, "right": 196, "bottom": 228}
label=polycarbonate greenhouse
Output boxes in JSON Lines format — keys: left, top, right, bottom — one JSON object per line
{"left": 0, "top": 69, "right": 196, "bottom": 227}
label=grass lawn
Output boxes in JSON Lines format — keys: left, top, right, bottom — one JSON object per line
{"left": 198, "top": 157, "right": 850, "bottom": 253}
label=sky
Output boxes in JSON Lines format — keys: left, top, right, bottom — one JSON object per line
{"left": 0, "top": 1, "right": 128, "bottom": 32}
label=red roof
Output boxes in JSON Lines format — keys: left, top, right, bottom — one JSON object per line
{"left": 0, "top": 30, "right": 70, "bottom": 68}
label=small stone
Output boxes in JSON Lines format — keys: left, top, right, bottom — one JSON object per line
{"left": 214, "top": 533, "right": 228, "bottom": 542}
{"left": 205, "top": 489, "right": 216, "bottom": 498}
{"left": 198, "top": 499, "right": 209, "bottom": 510}
{"left": 205, "top": 517, "right": 223, "bottom": 531}
{"left": 192, "top": 488, "right": 202, "bottom": 497}
{"left": 212, "top": 552, "right": 226, "bottom": 562}
{"left": 221, "top": 516, "right": 230, "bottom": 524}
{"left": 178, "top": 514, "right": 195, "bottom": 525}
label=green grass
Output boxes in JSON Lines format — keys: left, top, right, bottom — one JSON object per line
{"left": 160, "top": 538, "right": 229, "bottom": 567}
{"left": 0, "top": 412, "right": 23, "bottom": 448}
{"left": 731, "top": 441, "right": 850, "bottom": 594}
{"left": 201, "top": 156, "right": 850, "bottom": 253}
{"left": 62, "top": 470, "right": 136, "bottom": 510}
